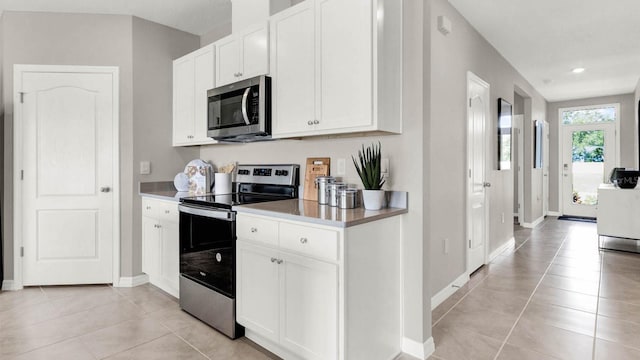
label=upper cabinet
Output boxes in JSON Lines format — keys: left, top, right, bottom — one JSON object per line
{"left": 270, "top": 0, "right": 402, "bottom": 138}
{"left": 173, "top": 44, "right": 217, "bottom": 146}
{"left": 215, "top": 23, "right": 270, "bottom": 87}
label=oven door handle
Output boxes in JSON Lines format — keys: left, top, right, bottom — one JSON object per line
{"left": 179, "top": 205, "right": 235, "bottom": 221}
{"left": 241, "top": 87, "right": 251, "bottom": 125}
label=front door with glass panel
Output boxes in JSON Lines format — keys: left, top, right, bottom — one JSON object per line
{"left": 561, "top": 105, "right": 618, "bottom": 218}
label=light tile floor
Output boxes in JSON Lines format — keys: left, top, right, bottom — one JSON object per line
{"left": 429, "top": 217, "right": 640, "bottom": 360}
{"left": 2, "top": 217, "right": 640, "bottom": 360}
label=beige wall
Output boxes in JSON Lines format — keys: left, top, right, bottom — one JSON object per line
{"left": 427, "top": 0, "right": 547, "bottom": 294}
{"left": 0, "top": 14, "right": 4, "bottom": 278}
{"left": 547, "top": 93, "right": 635, "bottom": 213}
{"left": 131, "top": 17, "right": 200, "bottom": 275}
{"left": 200, "top": 21, "right": 232, "bottom": 46}
{"left": 1, "top": 11, "right": 198, "bottom": 281}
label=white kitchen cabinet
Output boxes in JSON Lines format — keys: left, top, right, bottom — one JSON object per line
{"left": 215, "top": 23, "right": 269, "bottom": 87}
{"left": 172, "top": 44, "right": 217, "bottom": 146}
{"left": 270, "top": 0, "right": 402, "bottom": 138}
{"left": 597, "top": 184, "right": 640, "bottom": 240}
{"left": 141, "top": 197, "right": 180, "bottom": 297}
{"left": 236, "top": 212, "right": 401, "bottom": 360}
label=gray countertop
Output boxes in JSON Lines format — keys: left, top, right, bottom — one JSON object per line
{"left": 140, "top": 181, "right": 408, "bottom": 227}
{"left": 234, "top": 196, "right": 408, "bottom": 228}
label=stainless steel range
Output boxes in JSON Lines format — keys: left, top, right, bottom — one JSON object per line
{"left": 178, "top": 164, "right": 299, "bottom": 339}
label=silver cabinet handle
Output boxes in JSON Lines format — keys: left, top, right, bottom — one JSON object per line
{"left": 307, "top": 120, "right": 314, "bottom": 125}
{"left": 146, "top": 206, "right": 151, "bottom": 210}
{"left": 313, "top": 120, "right": 319, "bottom": 124}
{"left": 276, "top": 259, "right": 283, "bottom": 264}
{"left": 251, "top": 227, "right": 257, "bottom": 233}
{"left": 483, "top": 182, "right": 491, "bottom": 188}
{"left": 270, "top": 257, "right": 277, "bottom": 263}
{"left": 100, "top": 187, "right": 111, "bottom": 193}
{"left": 164, "top": 210, "right": 170, "bottom": 214}
{"left": 300, "top": 237, "right": 308, "bottom": 244}
{"left": 238, "top": 72, "right": 243, "bottom": 77}
{"left": 157, "top": 224, "right": 162, "bottom": 229}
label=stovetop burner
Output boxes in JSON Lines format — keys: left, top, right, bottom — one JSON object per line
{"left": 179, "top": 164, "right": 300, "bottom": 210}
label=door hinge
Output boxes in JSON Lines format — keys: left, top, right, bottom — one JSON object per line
{"left": 20, "top": 246, "right": 24, "bottom": 257}
{"left": 468, "top": 169, "right": 471, "bottom": 178}
{"left": 21, "top": 170, "right": 24, "bottom": 180}
{"left": 468, "top": 239, "right": 471, "bottom": 248}
{"left": 469, "top": 98, "right": 472, "bottom": 107}
{"left": 19, "top": 92, "right": 24, "bottom": 103}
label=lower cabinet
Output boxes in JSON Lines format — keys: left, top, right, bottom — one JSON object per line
{"left": 141, "top": 197, "right": 179, "bottom": 298}
{"left": 237, "top": 241, "right": 338, "bottom": 360}
{"left": 236, "top": 212, "right": 401, "bottom": 360}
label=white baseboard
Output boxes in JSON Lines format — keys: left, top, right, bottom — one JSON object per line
{"left": 1, "top": 280, "right": 22, "bottom": 291}
{"left": 522, "top": 215, "right": 544, "bottom": 228}
{"left": 401, "top": 337, "right": 435, "bottom": 359}
{"left": 431, "top": 272, "right": 469, "bottom": 310}
{"left": 489, "top": 237, "right": 515, "bottom": 262}
{"left": 115, "top": 274, "right": 149, "bottom": 288}
{"left": 547, "top": 211, "right": 561, "bottom": 217}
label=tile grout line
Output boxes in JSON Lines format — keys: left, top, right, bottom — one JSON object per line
{"left": 492, "top": 229, "right": 571, "bottom": 360}
{"left": 165, "top": 324, "right": 213, "bottom": 360}
{"left": 432, "top": 233, "right": 533, "bottom": 327}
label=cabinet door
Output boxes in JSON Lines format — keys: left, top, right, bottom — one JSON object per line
{"left": 241, "top": 24, "right": 269, "bottom": 80}
{"left": 280, "top": 252, "right": 338, "bottom": 360}
{"left": 141, "top": 216, "right": 160, "bottom": 281}
{"left": 192, "top": 46, "right": 216, "bottom": 144}
{"left": 270, "top": 2, "right": 316, "bottom": 137}
{"left": 237, "top": 241, "right": 280, "bottom": 342}
{"left": 216, "top": 36, "right": 241, "bottom": 87}
{"left": 173, "top": 55, "right": 195, "bottom": 145}
{"left": 317, "top": 0, "right": 373, "bottom": 131}
{"left": 159, "top": 220, "right": 179, "bottom": 298}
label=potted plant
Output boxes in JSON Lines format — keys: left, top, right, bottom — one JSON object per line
{"left": 352, "top": 142, "right": 386, "bottom": 210}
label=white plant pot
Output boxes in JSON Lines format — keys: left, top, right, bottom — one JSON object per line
{"left": 362, "top": 189, "right": 385, "bottom": 210}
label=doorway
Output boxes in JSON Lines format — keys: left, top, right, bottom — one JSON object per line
{"left": 560, "top": 104, "right": 619, "bottom": 218}
{"left": 513, "top": 115, "right": 524, "bottom": 224}
{"left": 466, "top": 72, "right": 490, "bottom": 274}
{"left": 14, "top": 65, "right": 120, "bottom": 287}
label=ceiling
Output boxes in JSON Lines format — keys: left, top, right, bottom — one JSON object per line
{"left": 448, "top": 0, "right": 640, "bottom": 102}
{"left": 0, "top": 0, "right": 231, "bottom": 36}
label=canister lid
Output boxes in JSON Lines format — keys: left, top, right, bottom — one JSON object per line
{"left": 315, "top": 176, "right": 336, "bottom": 183}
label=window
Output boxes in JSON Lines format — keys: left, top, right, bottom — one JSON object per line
{"left": 561, "top": 105, "right": 616, "bottom": 125}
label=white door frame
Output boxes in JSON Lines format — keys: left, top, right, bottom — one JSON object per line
{"left": 13, "top": 64, "right": 121, "bottom": 289}
{"left": 543, "top": 120, "right": 550, "bottom": 216}
{"left": 558, "top": 103, "right": 620, "bottom": 216}
{"left": 513, "top": 115, "right": 524, "bottom": 223}
{"left": 466, "top": 71, "right": 490, "bottom": 273}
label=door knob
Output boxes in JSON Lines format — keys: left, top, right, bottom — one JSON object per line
{"left": 100, "top": 187, "right": 111, "bottom": 193}
{"left": 483, "top": 182, "right": 491, "bottom": 188}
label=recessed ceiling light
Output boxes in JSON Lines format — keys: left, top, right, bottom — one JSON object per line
{"left": 572, "top": 67, "right": 585, "bottom": 74}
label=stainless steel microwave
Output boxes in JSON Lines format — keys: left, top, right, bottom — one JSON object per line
{"left": 207, "top": 75, "right": 271, "bottom": 142}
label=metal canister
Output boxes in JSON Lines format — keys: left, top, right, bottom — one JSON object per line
{"left": 328, "top": 182, "right": 347, "bottom": 207}
{"left": 315, "top": 176, "right": 335, "bottom": 205}
{"left": 338, "top": 188, "right": 358, "bottom": 209}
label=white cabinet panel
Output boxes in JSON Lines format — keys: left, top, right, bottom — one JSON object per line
{"left": 280, "top": 252, "right": 338, "bottom": 360}
{"left": 172, "top": 45, "right": 216, "bottom": 146}
{"left": 237, "top": 242, "right": 280, "bottom": 342}
{"left": 270, "top": 1, "right": 316, "bottom": 135}
{"left": 317, "top": 0, "right": 372, "bottom": 131}
{"left": 141, "top": 197, "right": 179, "bottom": 298}
{"left": 215, "top": 23, "right": 269, "bottom": 87}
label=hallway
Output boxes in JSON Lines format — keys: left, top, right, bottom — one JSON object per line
{"left": 430, "top": 217, "right": 640, "bottom": 360}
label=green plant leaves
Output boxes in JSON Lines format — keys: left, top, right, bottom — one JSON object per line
{"left": 351, "top": 142, "right": 385, "bottom": 190}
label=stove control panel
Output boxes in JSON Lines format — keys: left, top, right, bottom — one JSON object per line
{"left": 235, "top": 164, "right": 300, "bottom": 186}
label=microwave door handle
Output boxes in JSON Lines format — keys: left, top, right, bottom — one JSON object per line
{"left": 241, "top": 88, "right": 251, "bottom": 125}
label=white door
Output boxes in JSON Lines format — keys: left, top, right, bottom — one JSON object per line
{"left": 513, "top": 115, "right": 524, "bottom": 223}
{"left": 562, "top": 122, "right": 616, "bottom": 218}
{"left": 543, "top": 120, "right": 550, "bottom": 216}
{"left": 16, "top": 65, "right": 118, "bottom": 286}
{"left": 467, "top": 72, "right": 489, "bottom": 273}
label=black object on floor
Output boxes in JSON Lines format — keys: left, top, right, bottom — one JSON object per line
{"left": 558, "top": 215, "right": 597, "bottom": 223}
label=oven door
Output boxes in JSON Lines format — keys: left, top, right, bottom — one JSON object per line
{"left": 179, "top": 205, "right": 236, "bottom": 298}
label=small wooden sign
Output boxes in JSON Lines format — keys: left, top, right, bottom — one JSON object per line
{"left": 303, "top": 157, "right": 331, "bottom": 201}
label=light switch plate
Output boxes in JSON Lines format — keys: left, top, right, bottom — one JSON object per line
{"left": 337, "top": 158, "right": 346, "bottom": 175}
{"left": 140, "top": 161, "right": 151, "bottom": 175}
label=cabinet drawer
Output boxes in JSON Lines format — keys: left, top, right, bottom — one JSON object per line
{"left": 279, "top": 223, "right": 339, "bottom": 261}
{"left": 142, "top": 198, "right": 178, "bottom": 222}
{"left": 237, "top": 215, "right": 279, "bottom": 246}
